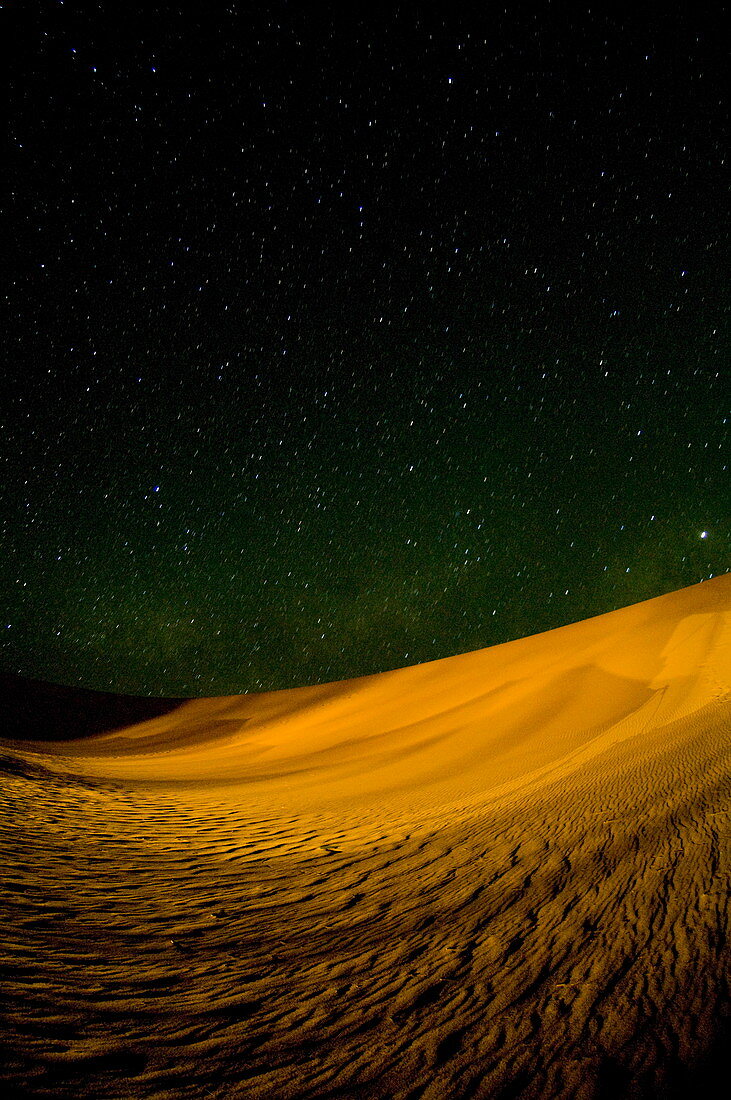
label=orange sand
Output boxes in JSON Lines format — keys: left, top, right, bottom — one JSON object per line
{"left": 1, "top": 575, "right": 729, "bottom": 1098}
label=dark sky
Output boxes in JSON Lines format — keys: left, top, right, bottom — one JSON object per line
{"left": 3, "top": 2, "right": 729, "bottom": 696}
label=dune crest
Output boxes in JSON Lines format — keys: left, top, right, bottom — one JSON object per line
{"left": 1, "top": 576, "right": 729, "bottom": 1098}
{"left": 29, "top": 575, "right": 731, "bottom": 802}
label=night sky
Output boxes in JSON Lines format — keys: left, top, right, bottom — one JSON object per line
{"left": 4, "top": 3, "right": 729, "bottom": 696}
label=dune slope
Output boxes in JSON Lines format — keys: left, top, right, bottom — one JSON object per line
{"left": 1, "top": 576, "right": 730, "bottom": 1098}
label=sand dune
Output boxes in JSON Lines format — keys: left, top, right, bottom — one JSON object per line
{"left": 1, "top": 576, "right": 729, "bottom": 1098}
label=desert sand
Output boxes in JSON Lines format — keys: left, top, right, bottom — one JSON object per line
{"left": 1, "top": 575, "right": 729, "bottom": 1099}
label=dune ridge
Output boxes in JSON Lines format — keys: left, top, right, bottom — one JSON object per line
{"left": 1, "top": 575, "right": 729, "bottom": 1098}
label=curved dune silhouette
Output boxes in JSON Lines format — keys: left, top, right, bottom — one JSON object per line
{"left": 1, "top": 575, "right": 729, "bottom": 1098}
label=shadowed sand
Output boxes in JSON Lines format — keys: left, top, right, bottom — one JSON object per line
{"left": 1, "top": 576, "right": 729, "bottom": 1098}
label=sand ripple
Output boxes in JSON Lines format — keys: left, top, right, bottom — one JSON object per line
{"left": 1, "top": 577, "right": 729, "bottom": 1098}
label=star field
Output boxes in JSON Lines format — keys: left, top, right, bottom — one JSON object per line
{"left": 3, "top": 3, "right": 728, "bottom": 694}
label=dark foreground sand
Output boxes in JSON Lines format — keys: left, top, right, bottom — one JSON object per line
{"left": 1, "top": 576, "right": 729, "bottom": 1098}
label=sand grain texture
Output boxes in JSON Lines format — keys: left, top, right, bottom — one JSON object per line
{"left": 1, "top": 576, "right": 730, "bottom": 1098}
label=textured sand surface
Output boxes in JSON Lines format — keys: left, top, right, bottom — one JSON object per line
{"left": 1, "top": 576, "right": 730, "bottom": 1098}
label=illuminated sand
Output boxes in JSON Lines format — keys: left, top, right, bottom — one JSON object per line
{"left": 1, "top": 576, "right": 729, "bottom": 1099}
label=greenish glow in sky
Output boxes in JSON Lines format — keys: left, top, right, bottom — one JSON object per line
{"left": 4, "top": 5, "right": 728, "bottom": 694}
